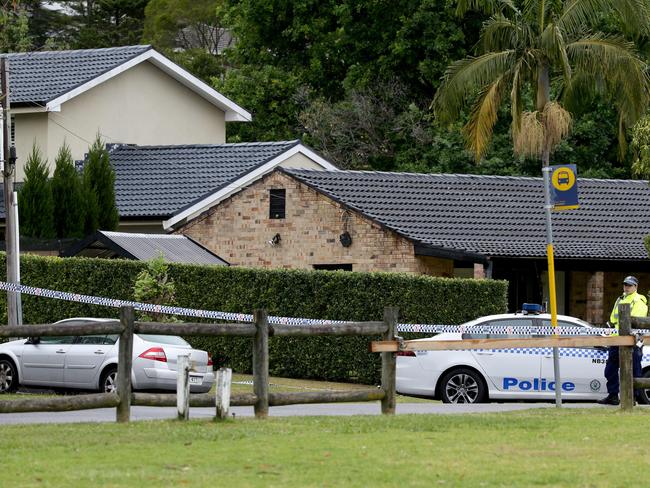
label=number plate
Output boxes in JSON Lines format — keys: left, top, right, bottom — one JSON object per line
{"left": 189, "top": 376, "right": 202, "bottom": 385}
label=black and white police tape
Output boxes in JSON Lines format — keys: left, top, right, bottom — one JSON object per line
{"left": 0, "top": 281, "right": 622, "bottom": 337}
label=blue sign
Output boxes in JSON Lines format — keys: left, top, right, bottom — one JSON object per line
{"left": 549, "top": 164, "right": 579, "bottom": 210}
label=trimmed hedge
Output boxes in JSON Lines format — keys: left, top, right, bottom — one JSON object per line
{"left": 0, "top": 254, "right": 508, "bottom": 384}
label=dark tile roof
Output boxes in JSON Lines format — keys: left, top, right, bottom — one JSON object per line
{"left": 283, "top": 169, "right": 650, "bottom": 261}
{"left": 111, "top": 141, "right": 301, "bottom": 218}
{"left": 3, "top": 45, "right": 152, "bottom": 105}
{"left": 61, "top": 231, "right": 228, "bottom": 265}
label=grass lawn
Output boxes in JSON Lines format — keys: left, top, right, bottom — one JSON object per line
{"left": 2, "top": 408, "right": 649, "bottom": 487}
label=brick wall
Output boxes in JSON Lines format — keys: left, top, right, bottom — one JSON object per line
{"left": 177, "top": 171, "right": 454, "bottom": 274}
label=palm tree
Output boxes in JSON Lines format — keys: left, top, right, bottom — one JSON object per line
{"left": 434, "top": 0, "right": 650, "bottom": 166}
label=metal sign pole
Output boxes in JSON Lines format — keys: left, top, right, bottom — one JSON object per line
{"left": 542, "top": 166, "right": 562, "bottom": 408}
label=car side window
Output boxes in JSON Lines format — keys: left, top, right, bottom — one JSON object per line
{"left": 463, "top": 318, "right": 535, "bottom": 339}
{"left": 75, "top": 335, "right": 119, "bottom": 345}
{"left": 38, "top": 336, "right": 75, "bottom": 344}
{"left": 539, "top": 319, "right": 586, "bottom": 336}
{"left": 105, "top": 335, "right": 119, "bottom": 345}
{"left": 76, "top": 335, "right": 107, "bottom": 345}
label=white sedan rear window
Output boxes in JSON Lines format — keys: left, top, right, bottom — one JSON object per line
{"left": 137, "top": 334, "right": 190, "bottom": 346}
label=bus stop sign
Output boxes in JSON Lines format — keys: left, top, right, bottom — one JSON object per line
{"left": 549, "top": 164, "right": 578, "bottom": 210}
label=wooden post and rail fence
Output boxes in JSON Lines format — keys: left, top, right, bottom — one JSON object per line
{"left": 1, "top": 303, "right": 648, "bottom": 419}
{"left": 0, "top": 307, "right": 398, "bottom": 422}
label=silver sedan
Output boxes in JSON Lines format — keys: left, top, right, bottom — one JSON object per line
{"left": 0, "top": 318, "right": 215, "bottom": 394}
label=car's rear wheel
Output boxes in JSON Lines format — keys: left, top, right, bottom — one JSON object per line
{"left": 637, "top": 369, "right": 650, "bottom": 404}
{"left": 439, "top": 368, "right": 486, "bottom": 404}
{"left": 0, "top": 358, "right": 18, "bottom": 393}
{"left": 100, "top": 366, "right": 118, "bottom": 393}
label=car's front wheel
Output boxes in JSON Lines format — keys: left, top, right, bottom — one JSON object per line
{"left": 100, "top": 367, "right": 118, "bottom": 393}
{"left": 439, "top": 368, "right": 487, "bottom": 404}
{"left": 0, "top": 358, "right": 18, "bottom": 393}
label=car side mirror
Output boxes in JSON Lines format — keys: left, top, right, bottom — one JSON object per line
{"left": 27, "top": 336, "right": 40, "bottom": 344}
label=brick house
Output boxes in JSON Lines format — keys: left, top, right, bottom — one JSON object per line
{"left": 171, "top": 168, "right": 650, "bottom": 324}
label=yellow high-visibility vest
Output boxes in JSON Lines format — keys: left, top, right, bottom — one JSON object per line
{"left": 609, "top": 291, "right": 648, "bottom": 335}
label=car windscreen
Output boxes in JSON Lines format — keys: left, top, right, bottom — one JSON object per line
{"left": 137, "top": 334, "right": 190, "bottom": 346}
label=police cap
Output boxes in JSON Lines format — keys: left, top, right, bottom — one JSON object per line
{"left": 623, "top": 276, "right": 639, "bottom": 286}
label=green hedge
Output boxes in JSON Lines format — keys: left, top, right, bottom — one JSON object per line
{"left": 0, "top": 254, "right": 508, "bottom": 384}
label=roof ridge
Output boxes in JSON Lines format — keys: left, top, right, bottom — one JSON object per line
{"left": 112, "top": 140, "right": 300, "bottom": 151}
{"left": 4, "top": 45, "right": 151, "bottom": 58}
{"left": 286, "top": 168, "right": 649, "bottom": 184}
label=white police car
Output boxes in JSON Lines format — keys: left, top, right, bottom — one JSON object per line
{"left": 396, "top": 309, "right": 650, "bottom": 404}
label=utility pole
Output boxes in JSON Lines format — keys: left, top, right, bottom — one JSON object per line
{"left": 1, "top": 57, "right": 18, "bottom": 327}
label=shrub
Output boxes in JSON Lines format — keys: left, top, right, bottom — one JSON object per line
{"left": 17, "top": 145, "right": 55, "bottom": 238}
{"left": 0, "top": 253, "right": 507, "bottom": 383}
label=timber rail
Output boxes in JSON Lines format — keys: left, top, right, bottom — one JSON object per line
{"left": 0, "top": 307, "right": 398, "bottom": 422}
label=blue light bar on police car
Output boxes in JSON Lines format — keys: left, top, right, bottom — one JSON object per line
{"left": 522, "top": 303, "right": 543, "bottom": 314}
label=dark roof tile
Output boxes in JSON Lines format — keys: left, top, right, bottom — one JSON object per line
{"left": 285, "top": 169, "right": 650, "bottom": 260}
{"left": 3, "top": 45, "right": 152, "bottom": 104}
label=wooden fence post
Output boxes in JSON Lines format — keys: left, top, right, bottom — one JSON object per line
{"left": 215, "top": 367, "right": 232, "bottom": 420}
{"left": 381, "top": 307, "right": 398, "bottom": 415}
{"left": 117, "top": 306, "right": 134, "bottom": 423}
{"left": 253, "top": 309, "right": 269, "bottom": 418}
{"left": 177, "top": 355, "right": 190, "bottom": 420}
{"left": 619, "top": 303, "right": 634, "bottom": 411}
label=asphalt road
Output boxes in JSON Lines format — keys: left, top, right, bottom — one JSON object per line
{"left": 0, "top": 401, "right": 612, "bottom": 425}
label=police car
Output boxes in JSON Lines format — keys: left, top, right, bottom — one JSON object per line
{"left": 396, "top": 307, "right": 650, "bottom": 404}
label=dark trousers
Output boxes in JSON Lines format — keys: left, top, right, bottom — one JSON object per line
{"left": 604, "top": 346, "right": 643, "bottom": 396}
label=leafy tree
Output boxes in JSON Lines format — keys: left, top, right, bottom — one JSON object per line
{"left": 631, "top": 116, "right": 650, "bottom": 178}
{"left": 133, "top": 253, "right": 177, "bottom": 322}
{"left": 17, "top": 144, "right": 54, "bottom": 238}
{"left": 143, "top": 0, "right": 231, "bottom": 54}
{"left": 0, "top": 1, "right": 32, "bottom": 52}
{"left": 51, "top": 143, "right": 85, "bottom": 238}
{"left": 215, "top": 64, "right": 305, "bottom": 142}
{"left": 433, "top": 0, "right": 650, "bottom": 168}
{"left": 56, "top": 0, "right": 149, "bottom": 48}
{"left": 83, "top": 136, "right": 119, "bottom": 232}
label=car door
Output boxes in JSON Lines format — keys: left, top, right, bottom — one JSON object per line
{"left": 467, "top": 318, "right": 544, "bottom": 396}
{"left": 539, "top": 319, "right": 606, "bottom": 398}
{"left": 64, "top": 334, "right": 118, "bottom": 388}
{"left": 21, "top": 335, "right": 75, "bottom": 386}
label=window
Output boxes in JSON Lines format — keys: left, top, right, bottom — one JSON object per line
{"left": 313, "top": 264, "right": 353, "bottom": 271}
{"left": 38, "top": 336, "right": 75, "bottom": 344}
{"left": 463, "top": 318, "right": 536, "bottom": 339}
{"left": 269, "top": 189, "right": 286, "bottom": 219}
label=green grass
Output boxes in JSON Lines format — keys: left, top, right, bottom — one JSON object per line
{"left": 2, "top": 409, "right": 649, "bottom": 487}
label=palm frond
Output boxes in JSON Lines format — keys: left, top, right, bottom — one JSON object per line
{"left": 541, "top": 23, "right": 572, "bottom": 82}
{"left": 455, "top": 0, "right": 519, "bottom": 17}
{"left": 464, "top": 76, "right": 508, "bottom": 161}
{"left": 558, "top": 0, "right": 650, "bottom": 38}
{"left": 568, "top": 34, "right": 649, "bottom": 113}
{"left": 479, "top": 14, "right": 520, "bottom": 53}
{"left": 433, "top": 50, "right": 517, "bottom": 123}
{"left": 510, "top": 59, "right": 524, "bottom": 133}
{"left": 568, "top": 34, "right": 650, "bottom": 159}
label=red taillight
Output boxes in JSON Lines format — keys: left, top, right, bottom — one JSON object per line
{"left": 396, "top": 351, "right": 417, "bottom": 357}
{"left": 207, "top": 353, "right": 213, "bottom": 366}
{"left": 138, "top": 347, "right": 167, "bottom": 362}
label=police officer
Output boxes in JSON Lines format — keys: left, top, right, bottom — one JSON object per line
{"left": 597, "top": 275, "right": 648, "bottom": 405}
